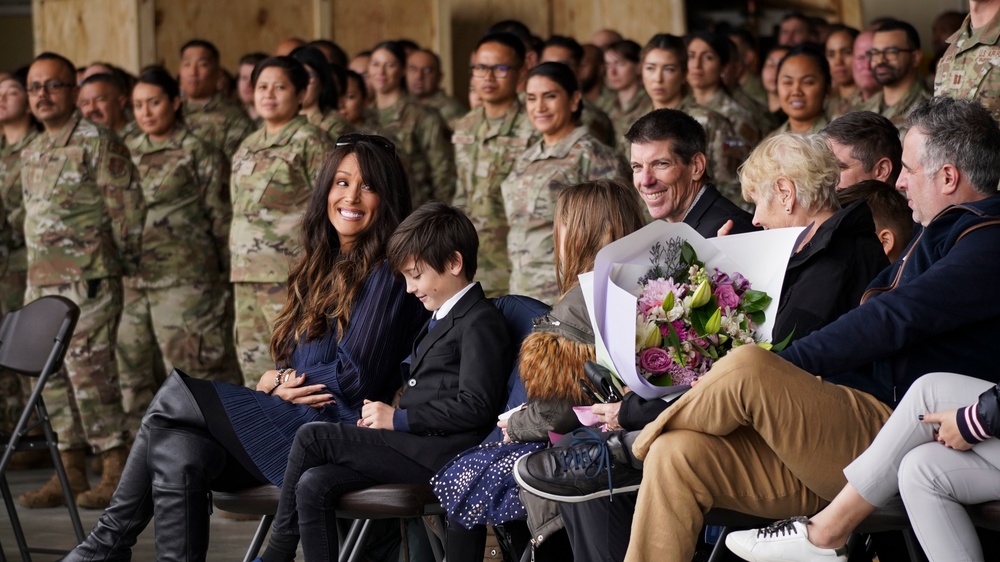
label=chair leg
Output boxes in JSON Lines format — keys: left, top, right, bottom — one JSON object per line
{"left": 343, "top": 519, "right": 374, "bottom": 562}
{"left": 242, "top": 514, "right": 274, "bottom": 562}
{"left": 1, "top": 472, "right": 30, "bottom": 561}
{"left": 707, "top": 526, "right": 731, "bottom": 562}
{"left": 422, "top": 515, "right": 445, "bottom": 562}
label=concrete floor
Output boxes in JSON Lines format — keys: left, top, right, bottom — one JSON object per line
{"left": 1, "top": 467, "right": 267, "bottom": 561}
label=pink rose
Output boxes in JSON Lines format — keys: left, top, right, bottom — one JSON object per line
{"left": 714, "top": 284, "right": 740, "bottom": 310}
{"left": 639, "top": 347, "right": 673, "bottom": 374}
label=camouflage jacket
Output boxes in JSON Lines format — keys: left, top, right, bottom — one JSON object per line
{"left": 452, "top": 101, "right": 540, "bottom": 296}
{"left": 740, "top": 74, "right": 768, "bottom": 106}
{"left": 767, "top": 114, "right": 830, "bottom": 137}
{"left": 183, "top": 93, "right": 255, "bottom": 160}
{"left": 420, "top": 90, "right": 468, "bottom": 128}
{"left": 702, "top": 88, "right": 762, "bottom": 147}
{"left": 307, "top": 108, "right": 355, "bottom": 142}
{"left": 229, "top": 116, "right": 332, "bottom": 284}
{"left": 858, "top": 79, "right": 931, "bottom": 135}
{"left": 935, "top": 10, "right": 1000, "bottom": 125}
{"left": 731, "top": 86, "right": 778, "bottom": 137}
{"left": 581, "top": 98, "right": 616, "bottom": 149}
{"left": 375, "top": 97, "right": 455, "bottom": 206}
{"left": 677, "top": 95, "right": 748, "bottom": 208}
{"left": 125, "top": 125, "right": 231, "bottom": 288}
{"left": 604, "top": 88, "right": 653, "bottom": 148}
{"left": 0, "top": 129, "right": 41, "bottom": 274}
{"left": 501, "top": 127, "right": 626, "bottom": 301}
{"left": 20, "top": 112, "right": 146, "bottom": 285}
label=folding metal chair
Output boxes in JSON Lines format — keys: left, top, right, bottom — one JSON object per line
{"left": 0, "top": 295, "right": 85, "bottom": 561}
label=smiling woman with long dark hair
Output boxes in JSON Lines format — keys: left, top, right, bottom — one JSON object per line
{"left": 62, "top": 134, "right": 426, "bottom": 562}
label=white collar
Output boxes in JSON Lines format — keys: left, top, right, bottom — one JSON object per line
{"left": 433, "top": 282, "right": 477, "bottom": 321}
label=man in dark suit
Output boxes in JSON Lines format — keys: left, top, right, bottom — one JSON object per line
{"left": 257, "top": 203, "right": 514, "bottom": 561}
{"left": 626, "top": 108, "right": 758, "bottom": 237}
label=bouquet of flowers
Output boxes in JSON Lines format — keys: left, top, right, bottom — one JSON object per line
{"left": 582, "top": 221, "right": 803, "bottom": 400}
{"left": 634, "top": 237, "right": 781, "bottom": 387}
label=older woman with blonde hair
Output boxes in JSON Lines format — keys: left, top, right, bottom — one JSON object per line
{"left": 739, "top": 133, "right": 888, "bottom": 341}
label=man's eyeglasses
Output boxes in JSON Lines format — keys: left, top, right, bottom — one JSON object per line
{"left": 470, "top": 64, "right": 516, "bottom": 79}
{"left": 26, "top": 80, "right": 71, "bottom": 96}
{"left": 865, "top": 47, "right": 915, "bottom": 62}
{"left": 335, "top": 133, "right": 396, "bottom": 155}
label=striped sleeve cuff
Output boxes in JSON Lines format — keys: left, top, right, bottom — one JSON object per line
{"left": 957, "top": 404, "right": 991, "bottom": 444}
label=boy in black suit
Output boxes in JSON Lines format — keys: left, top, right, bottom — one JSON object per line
{"left": 258, "top": 202, "right": 514, "bottom": 562}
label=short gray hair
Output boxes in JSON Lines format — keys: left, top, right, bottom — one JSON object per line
{"left": 739, "top": 133, "right": 840, "bottom": 214}
{"left": 905, "top": 97, "right": 1000, "bottom": 196}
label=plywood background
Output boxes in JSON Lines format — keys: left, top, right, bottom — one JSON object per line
{"left": 32, "top": 0, "right": 141, "bottom": 71}
{"left": 153, "top": 0, "right": 319, "bottom": 73}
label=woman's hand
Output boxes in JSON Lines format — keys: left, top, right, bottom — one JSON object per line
{"left": 498, "top": 417, "right": 511, "bottom": 443}
{"left": 272, "top": 373, "right": 335, "bottom": 409}
{"left": 922, "top": 410, "right": 974, "bottom": 451}
{"left": 359, "top": 399, "right": 395, "bottom": 430}
{"left": 717, "top": 220, "right": 734, "bottom": 237}
{"left": 593, "top": 402, "right": 622, "bottom": 431}
{"left": 256, "top": 370, "right": 282, "bottom": 393}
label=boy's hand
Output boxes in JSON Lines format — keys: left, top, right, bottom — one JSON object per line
{"left": 359, "top": 399, "right": 395, "bottom": 430}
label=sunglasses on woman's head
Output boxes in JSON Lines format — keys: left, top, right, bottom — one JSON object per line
{"left": 335, "top": 133, "right": 396, "bottom": 155}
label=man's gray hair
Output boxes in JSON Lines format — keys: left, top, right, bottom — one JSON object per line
{"left": 905, "top": 97, "right": 1000, "bottom": 195}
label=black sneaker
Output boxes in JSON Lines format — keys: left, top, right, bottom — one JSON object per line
{"left": 513, "top": 428, "right": 642, "bottom": 502}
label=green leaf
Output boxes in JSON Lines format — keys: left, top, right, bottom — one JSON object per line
{"left": 770, "top": 326, "right": 796, "bottom": 352}
{"left": 741, "top": 289, "right": 773, "bottom": 313}
{"left": 690, "top": 296, "right": 719, "bottom": 335}
{"left": 647, "top": 373, "right": 674, "bottom": 387}
{"left": 748, "top": 310, "right": 765, "bottom": 326}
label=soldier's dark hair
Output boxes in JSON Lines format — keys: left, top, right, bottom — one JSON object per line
{"left": 821, "top": 111, "right": 902, "bottom": 186}
{"left": 606, "top": 40, "right": 642, "bottom": 63}
{"left": 826, "top": 24, "right": 860, "bottom": 42}
{"left": 396, "top": 38, "right": 421, "bottom": 53}
{"left": 239, "top": 52, "right": 269, "bottom": 68}
{"left": 292, "top": 46, "right": 338, "bottom": 111}
{"left": 778, "top": 43, "right": 832, "bottom": 88}
{"left": 874, "top": 19, "right": 921, "bottom": 50}
{"left": 80, "top": 72, "right": 125, "bottom": 94}
{"left": 409, "top": 49, "right": 442, "bottom": 70}
{"left": 388, "top": 202, "right": 478, "bottom": 282}
{"left": 685, "top": 31, "right": 731, "bottom": 67}
{"left": 641, "top": 34, "right": 687, "bottom": 67}
{"left": 476, "top": 33, "right": 526, "bottom": 66}
{"left": 527, "top": 62, "right": 583, "bottom": 122}
{"left": 272, "top": 135, "right": 411, "bottom": 363}
{"left": 180, "top": 39, "right": 220, "bottom": 64}
{"left": 726, "top": 27, "right": 757, "bottom": 53}
{"left": 136, "top": 65, "right": 184, "bottom": 122}
{"left": 906, "top": 96, "right": 1000, "bottom": 195}
{"left": 625, "top": 108, "right": 707, "bottom": 165}
{"left": 307, "top": 40, "right": 348, "bottom": 67}
{"left": 371, "top": 41, "right": 409, "bottom": 91}
{"left": 781, "top": 12, "right": 816, "bottom": 34}
{"left": 34, "top": 52, "right": 77, "bottom": 80}
{"left": 344, "top": 69, "right": 368, "bottom": 99}
{"left": 543, "top": 35, "right": 584, "bottom": 65}
{"left": 487, "top": 20, "right": 533, "bottom": 44}
{"left": 836, "top": 180, "right": 913, "bottom": 250}
{"left": 250, "top": 56, "right": 309, "bottom": 94}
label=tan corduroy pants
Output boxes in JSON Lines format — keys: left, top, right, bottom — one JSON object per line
{"left": 624, "top": 345, "right": 893, "bottom": 562}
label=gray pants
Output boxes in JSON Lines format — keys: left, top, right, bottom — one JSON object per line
{"left": 844, "top": 373, "right": 1000, "bottom": 562}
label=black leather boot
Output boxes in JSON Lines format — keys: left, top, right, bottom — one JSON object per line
{"left": 146, "top": 371, "right": 227, "bottom": 562}
{"left": 59, "top": 371, "right": 205, "bottom": 561}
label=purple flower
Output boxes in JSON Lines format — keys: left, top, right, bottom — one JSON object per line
{"left": 639, "top": 347, "right": 673, "bottom": 374}
{"left": 711, "top": 268, "right": 732, "bottom": 286}
{"left": 731, "top": 272, "right": 751, "bottom": 293}
{"left": 714, "top": 284, "right": 740, "bottom": 310}
{"left": 660, "top": 320, "right": 689, "bottom": 341}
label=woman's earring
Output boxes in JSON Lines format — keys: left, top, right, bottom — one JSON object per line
{"left": 785, "top": 208, "right": 790, "bottom": 213}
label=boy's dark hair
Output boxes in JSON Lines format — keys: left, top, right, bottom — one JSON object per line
{"left": 180, "top": 39, "right": 221, "bottom": 63}
{"left": 821, "top": 111, "right": 902, "bottom": 186}
{"left": 544, "top": 35, "right": 584, "bottom": 64}
{"left": 476, "top": 32, "right": 526, "bottom": 66}
{"left": 875, "top": 19, "right": 921, "bottom": 50}
{"left": 836, "top": 180, "right": 913, "bottom": 246}
{"left": 388, "top": 202, "right": 479, "bottom": 281}
{"left": 625, "top": 108, "right": 707, "bottom": 165}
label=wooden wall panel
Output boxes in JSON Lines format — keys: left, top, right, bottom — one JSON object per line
{"left": 32, "top": 0, "right": 141, "bottom": 72}
{"left": 328, "top": 0, "right": 437, "bottom": 59}
{"left": 153, "top": 0, "right": 317, "bottom": 73}
{"left": 550, "top": 0, "right": 686, "bottom": 44}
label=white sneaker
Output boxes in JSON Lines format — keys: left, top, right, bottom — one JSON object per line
{"left": 725, "top": 516, "right": 848, "bottom": 562}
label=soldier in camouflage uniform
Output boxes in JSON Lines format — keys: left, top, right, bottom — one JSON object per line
{"left": 77, "top": 72, "right": 131, "bottom": 140}
{"left": 179, "top": 39, "right": 255, "bottom": 160}
{"left": 230, "top": 57, "right": 333, "bottom": 387}
{"left": 598, "top": 40, "right": 654, "bottom": 149}
{"left": 688, "top": 32, "right": 763, "bottom": 147}
{"left": 369, "top": 42, "right": 455, "bottom": 207}
{"left": 539, "top": 36, "right": 618, "bottom": 149}
{"left": 767, "top": 46, "right": 833, "bottom": 138}
{"left": 293, "top": 46, "right": 355, "bottom": 142}
{"left": 452, "top": 33, "right": 540, "bottom": 297}
{"left": 406, "top": 49, "right": 468, "bottom": 128}
{"left": 0, "top": 71, "right": 41, "bottom": 438}
{"left": 117, "top": 68, "right": 241, "bottom": 436}
{"left": 18, "top": 53, "right": 146, "bottom": 510}
{"left": 502, "top": 63, "right": 627, "bottom": 301}
{"left": 858, "top": 21, "right": 931, "bottom": 136}
{"left": 934, "top": 2, "right": 1000, "bottom": 125}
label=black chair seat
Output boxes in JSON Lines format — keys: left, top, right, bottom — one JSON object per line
{"left": 212, "top": 484, "right": 280, "bottom": 515}
{"left": 969, "top": 500, "right": 1000, "bottom": 530}
{"left": 336, "top": 484, "right": 444, "bottom": 519}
